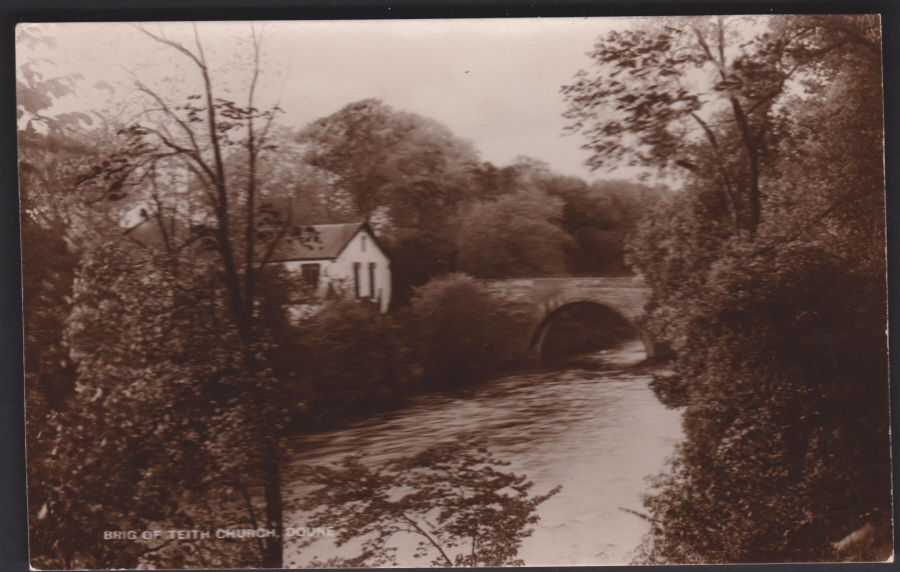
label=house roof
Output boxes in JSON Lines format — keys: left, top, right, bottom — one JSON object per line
{"left": 120, "top": 219, "right": 380, "bottom": 263}
{"left": 269, "top": 222, "right": 373, "bottom": 262}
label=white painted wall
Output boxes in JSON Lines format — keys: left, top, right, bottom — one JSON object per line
{"left": 281, "top": 229, "right": 392, "bottom": 312}
{"left": 329, "top": 230, "right": 392, "bottom": 311}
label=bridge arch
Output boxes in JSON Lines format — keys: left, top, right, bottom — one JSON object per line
{"left": 482, "top": 276, "right": 670, "bottom": 365}
{"left": 527, "top": 300, "right": 645, "bottom": 363}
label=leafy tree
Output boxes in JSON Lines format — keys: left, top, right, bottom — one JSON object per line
{"left": 298, "top": 98, "right": 479, "bottom": 224}
{"left": 562, "top": 15, "right": 880, "bottom": 239}
{"left": 16, "top": 27, "right": 93, "bottom": 139}
{"left": 297, "top": 438, "right": 561, "bottom": 567}
{"left": 239, "top": 125, "right": 358, "bottom": 226}
{"left": 17, "top": 30, "right": 84, "bottom": 408}
{"left": 17, "top": 31, "right": 136, "bottom": 568}
{"left": 540, "top": 176, "right": 666, "bottom": 275}
{"left": 298, "top": 99, "right": 482, "bottom": 304}
{"left": 297, "top": 99, "right": 486, "bottom": 305}
{"left": 387, "top": 229, "right": 459, "bottom": 306}
{"left": 29, "top": 235, "right": 286, "bottom": 569}
{"left": 455, "top": 189, "right": 573, "bottom": 278}
{"left": 463, "top": 160, "right": 527, "bottom": 201}
{"left": 631, "top": 244, "right": 890, "bottom": 563}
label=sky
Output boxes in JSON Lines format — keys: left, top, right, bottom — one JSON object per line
{"left": 17, "top": 18, "right": 655, "bottom": 181}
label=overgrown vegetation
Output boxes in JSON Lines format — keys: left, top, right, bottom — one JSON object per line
{"left": 564, "top": 14, "right": 891, "bottom": 563}
{"left": 409, "top": 274, "right": 533, "bottom": 386}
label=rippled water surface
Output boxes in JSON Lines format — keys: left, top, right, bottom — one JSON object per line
{"left": 284, "top": 341, "right": 683, "bottom": 566}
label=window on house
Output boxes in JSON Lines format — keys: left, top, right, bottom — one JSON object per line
{"left": 301, "top": 263, "right": 320, "bottom": 288}
{"left": 353, "top": 262, "right": 361, "bottom": 298}
{"left": 361, "top": 234, "right": 367, "bottom": 252}
{"left": 368, "top": 262, "right": 376, "bottom": 298}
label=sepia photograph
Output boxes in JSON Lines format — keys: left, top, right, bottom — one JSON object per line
{"left": 17, "top": 15, "right": 892, "bottom": 568}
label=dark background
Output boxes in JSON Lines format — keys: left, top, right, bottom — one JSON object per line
{"left": 2, "top": 1, "right": 898, "bottom": 571}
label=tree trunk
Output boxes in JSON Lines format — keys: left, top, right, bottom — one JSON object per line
{"left": 729, "top": 96, "right": 762, "bottom": 238}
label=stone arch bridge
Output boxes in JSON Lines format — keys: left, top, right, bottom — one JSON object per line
{"left": 482, "top": 276, "right": 669, "bottom": 363}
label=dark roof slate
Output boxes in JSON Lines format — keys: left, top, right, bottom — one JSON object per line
{"left": 269, "top": 222, "right": 367, "bottom": 262}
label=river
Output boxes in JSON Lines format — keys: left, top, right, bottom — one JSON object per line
{"left": 283, "top": 340, "right": 683, "bottom": 567}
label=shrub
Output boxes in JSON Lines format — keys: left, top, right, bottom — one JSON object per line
{"left": 290, "top": 299, "right": 413, "bottom": 423}
{"left": 409, "top": 274, "right": 531, "bottom": 386}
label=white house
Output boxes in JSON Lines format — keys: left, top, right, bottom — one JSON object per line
{"left": 269, "top": 222, "right": 392, "bottom": 312}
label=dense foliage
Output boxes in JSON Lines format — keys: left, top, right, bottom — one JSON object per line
{"left": 31, "top": 238, "right": 288, "bottom": 569}
{"left": 455, "top": 189, "right": 571, "bottom": 278}
{"left": 409, "top": 274, "right": 533, "bottom": 387}
{"left": 22, "top": 24, "right": 300, "bottom": 568}
{"left": 288, "top": 298, "right": 413, "bottom": 424}
{"left": 565, "top": 15, "right": 891, "bottom": 563}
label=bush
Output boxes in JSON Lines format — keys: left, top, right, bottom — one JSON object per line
{"left": 409, "top": 274, "right": 531, "bottom": 386}
{"left": 290, "top": 299, "right": 413, "bottom": 423}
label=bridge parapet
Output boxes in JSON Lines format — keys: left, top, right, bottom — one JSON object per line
{"left": 483, "top": 276, "right": 650, "bottom": 322}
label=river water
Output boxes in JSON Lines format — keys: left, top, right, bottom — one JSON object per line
{"left": 283, "top": 340, "right": 683, "bottom": 567}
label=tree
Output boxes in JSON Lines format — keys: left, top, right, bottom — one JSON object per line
{"left": 562, "top": 15, "right": 880, "bottom": 239}
{"left": 288, "top": 298, "right": 413, "bottom": 425}
{"left": 631, "top": 244, "right": 890, "bottom": 563}
{"left": 296, "top": 438, "right": 561, "bottom": 567}
{"left": 16, "top": 31, "right": 138, "bottom": 568}
{"left": 16, "top": 27, "right": 93, "bottom": 140}
{"left": 30, "top": 236, "right": 287, "bottom": 569}
{"left": 17, "top": 32, "right": 83, "bottom": 409}
{"left": 540, "top": 176, "right": 666, "bottom": 275}
{"left": 455, "top": 189, "right": 573, "bottom": 278}
{"left": 52, "top": 23, "right": 309, "bottom": 567}
{"left": 243, "top": 125, "right": 358, "bottom": 226}
{"left": 298, "top": 98, "right": 479, "bottom": 224}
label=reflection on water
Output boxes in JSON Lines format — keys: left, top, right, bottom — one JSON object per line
{"left": 284, "top": 340, "right": 683, "bottom": 567}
